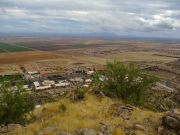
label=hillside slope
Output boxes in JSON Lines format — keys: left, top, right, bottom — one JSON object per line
{"left": 10, "top": 94, "right": 163, "bottom": 135}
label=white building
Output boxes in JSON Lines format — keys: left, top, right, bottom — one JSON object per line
{"left": 27, "top": 71, "right": 39, "bottom": 75}
{"left": 35, "top": 85, "right": 51, "bottom": 91}
{"left": 33, "top": 81, "right": 51, "bottom": 91}
{"left": 54, "top": 80, "right": 70, "bottom": 87}
{"left": 85, "top": 79, "right": 92, "bottom": 83}
{"left": 33, "top": 81, "right": 40, "bottom": 87}
{"left": 83, "top": 84, "right": 89, "bottom": 88}
{"left": 42, "top": 80, "right": 55, "bottom": 86}
{"left": 87, "top": 70, "right": 95, "bottom": 75}
{"left": 23, "top": 85, "right": 31, "bottom": 90}
{"left": 70, "top": 77, "right": 83, "bottom": 83}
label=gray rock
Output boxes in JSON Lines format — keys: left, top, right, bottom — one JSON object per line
{"left": 57, "top": 131, "right": 73, "bottom": 135}
{"left": 158, "top": 126, "right": 164, "bottom": 133}
{"left": 124, "top": 128, "right": 135, "bottom": 135}
{"left": 133, "top": 124, "right": 146, "bottom": 132}
{"left": 112, "top": 105, "right": 135, "bottom": 120}
{"left": 100, "top": 125, "right": 108, "bottom": 133}
{"left": 0, "top": 124, "right": 22, "bottom": 133}
{"left": 158, "top": 127, "right": 176, "bottom": 135}
{"left": 100, "top": 125, "right": 112, "bottom": 135}
{"left": 84, "top": 129, "right": 97, "bottom": 135}
{"left": 38, "top": 126, "right": 58, "bottom": 135}
{"left": 162, "top": 109, "right": 180, "bottom": 134}
{"left": 38, "top": 127, "right": 113, "bottom": 135}
{"left": 75, "top": 128, "right": 97, "bottom": 135}
{"left": 7, "top": 124, "right": 22, "bottom": 131}
{"left": 163, "top": 116, "right": 180, "bottom": 131}
{"left": 75, "top": 128, "right": 87, "bottom": 135}
{"left": 97, "top": 133, "right": 104, "bottom": 135}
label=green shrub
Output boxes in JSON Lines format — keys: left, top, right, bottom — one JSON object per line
{"left": 93, "top": 61, "right": 158, "bottom": 106}
{"left": 0, "top": 83, "right": 35, "bottom": 128}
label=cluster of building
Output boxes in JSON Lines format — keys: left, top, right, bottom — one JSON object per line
{"left": 33, "top": 80, "right": 70, "bottom": 91}
{"left": 23, "top": 67, "right": 95, "bottom": 91}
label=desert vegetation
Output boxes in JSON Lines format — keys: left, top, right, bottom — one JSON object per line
{"left": 1, "top": 61, "right": 166, "bottom": 135}
{"left": 0, "top": 38, "right": 179, "bottom": 135}
{"left": 92, "top": 61, "right": 158, "bottom": 106}
{"left": 9, "top": 94, "right": 163, "bottom": 135}
{"left": 0, "top": 84, "right": 35, "bottom": 130}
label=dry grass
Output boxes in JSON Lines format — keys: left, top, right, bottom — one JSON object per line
{"left": 74, "top": 55, "right": 110, "bottom": 65}
{"left": 106, "top": 52, "right": 177, "bottom": 63}
{"left": 10, "top": 94, "right": 163, "bottom": 135}
{"left": 71, "top": 52, "right": 177, "bottom": 66}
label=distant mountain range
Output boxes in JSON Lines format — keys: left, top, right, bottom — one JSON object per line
{"left": 0, "top": 32, "right": 180, "bottom": 44}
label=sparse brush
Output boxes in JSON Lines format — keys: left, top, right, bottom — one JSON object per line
{"left": 70, "top": 87, "right": 86, "bottom": 101}
{"left": 92, "top": 61, "right": 158, "bottom": 107}
{"left": 9, "top": 94, "right": 163, "bottom": 135}
{"left": 59, "top": 103, "right": 67, "bottom": 112}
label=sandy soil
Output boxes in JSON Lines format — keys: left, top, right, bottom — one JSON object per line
{"left": 0, "top": 51, "right": 60, "bottom": 64}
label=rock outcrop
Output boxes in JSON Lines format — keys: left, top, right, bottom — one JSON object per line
{"left": 112, "top": 104, "right": 135, "bottom": 120}
{"left": 0, "top": 124, "right": 22, "bottom": 134}
{"left": 159, "top": 108, "right": 180, "bottom": 135}
{"left": 38, "top": 126, "right": 112, "bottom": 135}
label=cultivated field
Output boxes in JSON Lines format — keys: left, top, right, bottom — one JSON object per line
{"left": 0, "top": 42, "right": 33, "bottom": 52}
{"left": 0, "top": 37, "right": 179, "bottom": 78}
{"left": 0, "top": 37, "right": 180, "bottom": 135}
{"left": 0, "top": 51, "right": 60, "bottom": 64}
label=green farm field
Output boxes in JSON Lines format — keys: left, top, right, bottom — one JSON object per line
{"left": 0, "top": 42, "right": 33, "bottom": 53}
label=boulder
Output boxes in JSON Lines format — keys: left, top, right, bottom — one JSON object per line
{"left": 38, "top": 126, "right": 58, "bottom": 135}
{"left": 0, "top": 124, "right": 22, "bottom": 133}
{"left": 7, "top": 124, "right": 22, "bottom": 131}
{"left": 74, "top": 127, "right": 112, "bottom": 135}
{"left": 37, "top": 127, "right": 113, "bottom": 135}
{"left": 100, "top": 125, "right": 112, "bottom": 135}
{"left": 158, "top": 126, "right": 176, "bottom": 135}
{"left": 75, "top": 128, "right": 97, "bottom": 135}
{"left": 133, "top": 124, "right": 146, "bottom": 132}
{"left": 57, "top": 131, "right": 72, "bottom": 135}
{"left": 84, "top": 129, "right": 97, "bottom": 135}
{"left": 163, "top": 116, "right": 180, "bottom": 131}
{"left": 112, "top": 105, "right": 135, "bottom": 120}
{"left": 162, "top": 109, "right": 180, "bottom": 134}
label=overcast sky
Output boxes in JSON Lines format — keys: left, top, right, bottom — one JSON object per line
{"left": 0, "top": 0, "right": 180, "bottom": 38}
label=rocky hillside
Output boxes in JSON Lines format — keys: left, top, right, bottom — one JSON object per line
{"left": 6, "top": 94, "right": 165, "bottom": 135}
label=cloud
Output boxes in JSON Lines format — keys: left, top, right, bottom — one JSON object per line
{"left": 0, "top": 0, "right": 180, "bottom": 37}
{"left": 137, "top": 10, "right": 180, "bottom": 32}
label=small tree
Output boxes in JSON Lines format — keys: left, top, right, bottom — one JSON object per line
{"left": 93, "top": 61, "right": 158, "bottom": 106}
{"left": 0, "top": 83, "right": 35, "bottom": 130}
